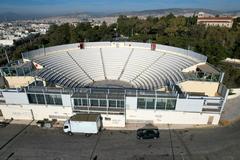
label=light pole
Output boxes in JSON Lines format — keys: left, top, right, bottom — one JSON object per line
{"left": 4, "top": 49, "right": 10, "bottom": 64}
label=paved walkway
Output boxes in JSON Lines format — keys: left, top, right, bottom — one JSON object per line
{"left": 221, "top": 89, "right": 240, "bottom": 122}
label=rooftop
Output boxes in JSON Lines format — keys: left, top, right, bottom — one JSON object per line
{"left": 70, "top": 113, "right": 100, "bottom": 122}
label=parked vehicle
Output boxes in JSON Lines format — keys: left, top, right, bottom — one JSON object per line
{"left": 36, "top": 119, "right": 56, "bottom": 128}
{"left": 63, "top": 113, "right": 102, "bottom": 136}
{"left": 0, "top": 118, "right": 12, "bottom": 128}
{"left": 137, "top": 128, "right": 160, "bottom": 139}
{"left": 0, "top": 121, "right": 8, "bottom": 128}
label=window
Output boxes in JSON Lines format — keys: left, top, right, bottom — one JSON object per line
{"left": 117, "top": 100, "right": 124, "bottom": 108}
{"left": 2, "top": 68, "right": 10, "bottom": 76}
{"left": 16, "top": 68, "right": 24, "bottom": 76}
{"left": 109, "top": 100, "right": 116, "bottom": 108}
{"left": 9, "top": 68, "right": 17, "bottom": 76}
{"left": 27, "top": 93, "right": 62, "bottom": 105}
{"left": 82, "top": 99, "right": 88, "bottom": 106}
{"left": 74, "top": 99, "right": 81, "bottom": 106}
{"left": 90, "top": 99, "right": 99, "bottom": 107}
{"left": 156, "top": 99, "right": 166, "bottom": 110}
{"left": 36, "top": 94, "right": 45, "bottom": 104}
{"left": 52, "top": 95, "right": 62, "bottom": 105}
{"left": 27, "top": 94, "right": 37, "bottom": 104}
{"left": 100, "top": 99, "right": 107, "bottom": 107}
{"left": 137, "top": 98, "right": 145, "bottom": 109}
{"left": 146, "top": 98, "right": 155, "bottom": 109}
{"left": 45, "top": 95, "right": 55, "bottom": 105}
{"left": 23, "top": 67, "right": 31, "bottom": 75}
{"left": 166, "top": 99, "right": 176, "bottom": 110}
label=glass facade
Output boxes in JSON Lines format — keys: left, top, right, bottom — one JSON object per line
{"left": 73, "top": 98, "right": 124, "bottom": 108}
{"left": 166, "top": 99, "right": 176, "bottom": 110}
{"left": 100, "top": 99, "right": 107, "bottom": 107}
{"left": 27, "top": 92, "right": 175, "bottom": 110}
{"left": 146, "top": 98, "right": 155, "bottom": 109}
{"left": 183, "top": 71, "right": 221, "bottom": 82}
{"left": 27, "top": 94, "right": 37, "bottom": 104}
{"left": 137, "top": 98, "right": 145, "bottom": 109}
{"left": 82, "top": 99, "right": 88, "bottom": 106}
{"left": 27, "top": 93, "right": 62, "bottom": 105}
{"left": 109, "top": 100, "right": 117, "bottom": 107}
{"left": 90, "top": 99, "right": 98, "bottom": 107}
{"left": 156, "top": 99, "right": 166, "bottom": 109}
{"left": 137, "top": 97, "right": 176, "bottom": 110}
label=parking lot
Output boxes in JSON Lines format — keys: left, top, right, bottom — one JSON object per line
{"left": 0, "top": 120, "right": 240, "bottom": 160}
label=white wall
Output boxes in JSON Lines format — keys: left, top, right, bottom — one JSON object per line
{"left": 61, "top": 94, "right": 72, "bottom": 107}
{"left": 175, "top": 99, "right": 204, "bottom": 112}
{"left": 101, "top": 114, "right": 125, "bottom": 127}
{"left": 126, "top": 109, "right": 220, "bottom": 125}
{"left": 0, "top": 104, "right": 125, "bottom": 127}
{"left": 0, "top": 105, "right": 33, "bottom": 120}
{"left": 126, "top": 97, "right": 137, "bottom": 109}
{"left": 2, "top": 92, "right": 29, "bottom": 105}
{"left": 0, "top": 104, "right": 73, "bottom": 121}
{"left": 0, "top": 104, "right": 221, "bottom": 126}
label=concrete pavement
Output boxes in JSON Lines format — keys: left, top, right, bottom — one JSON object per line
{"left": 1, "top": 121, "right": 240, "bottom": 160}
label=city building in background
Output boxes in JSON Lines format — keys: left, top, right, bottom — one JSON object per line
{"left": 197, "top": 12, "right": 234, "bottom": 28}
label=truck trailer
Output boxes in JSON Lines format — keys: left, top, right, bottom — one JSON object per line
{"left": 63, "top": 113, "right": 102, "bottom": 135}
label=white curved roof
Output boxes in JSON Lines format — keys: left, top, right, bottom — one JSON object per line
{"left": 23, "top": 42, "right": 207, "bottom": 90}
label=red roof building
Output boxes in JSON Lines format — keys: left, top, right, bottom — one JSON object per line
{"left": 197, "top": 12, "right": 233, "bottom": 28}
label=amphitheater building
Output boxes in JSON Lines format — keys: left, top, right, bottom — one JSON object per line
{"left": 0, "top": 42, "right": 229, "bottom": 127}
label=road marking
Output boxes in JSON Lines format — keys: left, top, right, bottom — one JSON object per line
{"left": 5, "top": 152, "right": 14, "bottom": 160}
{"left": 0, "top": 120, "right": 33, "bottom": 151}
{"left": 173, "top": 129, "right": 194, "bottom": 160}
{"left": 168, "top": 124, "right": 175, "bottom": 160}
{"left": 89, "top": 132, "right": 102, "bottom": 160}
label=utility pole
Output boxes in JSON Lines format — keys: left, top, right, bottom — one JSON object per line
{"left": 4, "top": 49, "right": 10, "bottom": 63}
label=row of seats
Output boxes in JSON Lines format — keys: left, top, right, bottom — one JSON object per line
{"left": 34, "top": 47, "right": 198, "bottom": 89}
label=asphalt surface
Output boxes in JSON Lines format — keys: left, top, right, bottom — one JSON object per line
{"left": 221, "top": 95, "right": 240, "bottom": 122}
{"left": 0, "top": 122, "right": 240, "bottom": 160}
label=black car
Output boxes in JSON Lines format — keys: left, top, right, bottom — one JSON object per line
{"left": 0, "top": 121, "right": 9, "bottom": 128}
{"left": 137, "top": 128, "right": 160, "bottom": 139}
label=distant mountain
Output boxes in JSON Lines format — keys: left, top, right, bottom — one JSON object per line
{"left": 0, "top": 11, "right": 108, "bottom": 22}
{"left": 224, "top": 10, "right": 240, "bottom": 16}
{"left": 110, "top": 8, "right": 222, "bottom": 17}
{"left": 0, "top": 12, "right": 56, "bottom": 22}
{"left": 0, "top": 8, "right": 239, "bottom": 22}
{"left": 62, "top": 12, "right": 109, "bottom": 18}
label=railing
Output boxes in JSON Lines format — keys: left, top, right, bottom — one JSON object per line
{"left": 22, "top": 42, "right": 207, "bottom": 63}
{"left": 183, "top": 71, "right": 221, "bottom": 82}
{"left": 25, "top": 86, "right": 178, "bottom": 98}
{"left": 0, "top": 66, "right": 33, "bottom": 76}
{"left": 73, "top": 106, "right": 124, "bottom": 114}
{"left": 202, "top": 108, "right": 221, "bottom": 112}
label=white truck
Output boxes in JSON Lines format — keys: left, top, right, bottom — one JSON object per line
{"left": 63, "top": 113, "right": 102, "bottom": 135}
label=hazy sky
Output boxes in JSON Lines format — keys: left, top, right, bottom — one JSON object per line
{"left": 0, "top": 0, "right": 240, "bottom": 14}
